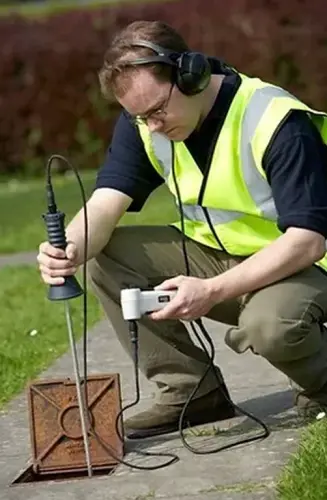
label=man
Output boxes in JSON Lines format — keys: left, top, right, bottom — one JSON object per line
{"left": 38, "top": 20, "right": 327, "bottom": 440}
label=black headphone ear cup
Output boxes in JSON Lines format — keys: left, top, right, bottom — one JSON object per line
{"left": 176, "top": 52, "right": 211, "bottom": 95}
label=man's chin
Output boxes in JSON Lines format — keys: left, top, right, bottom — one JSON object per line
{"left": 165, "top": 128, "right": 190, "bottom": 142}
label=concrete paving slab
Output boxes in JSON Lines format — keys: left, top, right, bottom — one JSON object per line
{"left": 0, "top": 252, "right": 37, "bottom": 268}
{"left": 0, "top": 318, "right": 302, "bottom": 500}
{"left": 161, "top": 490, "right": 276, "bottom": 500}
{"left": 5, "top": 482, "right": 278, "bottom": 500}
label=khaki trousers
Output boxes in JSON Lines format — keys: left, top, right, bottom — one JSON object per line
{"left": 88, "top": 225, "right": 327, "bottom": 406}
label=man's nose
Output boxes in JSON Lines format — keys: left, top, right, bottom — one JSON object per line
{"left": 147, "top": 117, "right": 164, "bottom": 133}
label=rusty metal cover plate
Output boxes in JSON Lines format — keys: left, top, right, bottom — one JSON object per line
{"left": 28, "top": 373, "right": 124, "bottom": 475}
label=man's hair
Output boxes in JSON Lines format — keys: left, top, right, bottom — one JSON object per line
{"left": 99, "top": 20, "right": 189, "bottom": 99}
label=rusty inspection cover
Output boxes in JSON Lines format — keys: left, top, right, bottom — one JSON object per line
{"left": 27, "top": 373, "right": 124, "bottom": 476}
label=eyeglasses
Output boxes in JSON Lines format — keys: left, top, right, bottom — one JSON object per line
{"left": 127, "top": 83, "right": 174, "bottom": 126}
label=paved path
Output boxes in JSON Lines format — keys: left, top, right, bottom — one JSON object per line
{"left": 0, "top": 253, "right": 303, "bottom": 499}
{"left": 0, "top": 251, "right": 37, "bottom": 268}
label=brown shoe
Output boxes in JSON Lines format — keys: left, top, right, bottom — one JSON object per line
{"left": 124, "top": 383, "right": 235, "bottom": 439}
{"left": 290, "top": 377, "right": 327, "bottom": 421}
{"left": 295, "top": 391, "right": 326, "bottom": 421}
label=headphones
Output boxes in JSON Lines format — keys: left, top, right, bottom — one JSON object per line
{"left": 126, "top": 40, "right": 212, "bottom": 96}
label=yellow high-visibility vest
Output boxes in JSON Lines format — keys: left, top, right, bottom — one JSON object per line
{"left": 138, "top": 73, "right": 327, "bottom": 271}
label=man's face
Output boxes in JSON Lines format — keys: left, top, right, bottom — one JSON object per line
{"left": 116, "top": 68, "right": 201, "bottom": 141}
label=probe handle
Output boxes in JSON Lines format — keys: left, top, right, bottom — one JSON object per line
{"left": 42, "top": 210, "right": 83, "bottom": 301}
{"left": 42, "top": 211, "right": 67, "bottom": 249}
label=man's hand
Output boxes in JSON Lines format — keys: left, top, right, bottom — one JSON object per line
{"left": 37, "top": 241, "right": 78, "bottom": 285}
{"left": 149, "top": 276, "right": 217, "bottom": 321}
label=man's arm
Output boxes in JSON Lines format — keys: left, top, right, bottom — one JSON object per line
{"left": 151, "top": 227, "right": 325, "bottom": 321}
{"left": 211, "top": 110, "right": 327, "bottom": 301}
{"left": 66, "top": 187, "right": 132, "bottom": 265}
{"left": 38, "top": 187, "right": 132, "bottom": 285}
{"left": 208, "top": 227, "right": 325, "bottom": 302}
{"left": 38, "top": 111, "right": 161, "bottom": 285}
{"left": 69, "top": 110, "right": 162, "bottom": 263}
{"left": 211, "top": 110, "right": 327, "bottom": 299}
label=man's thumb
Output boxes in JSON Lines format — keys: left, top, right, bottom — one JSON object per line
{"left": 66, "top": 242, "right": 77, "bottom": 261}
{"left": 155, "top": 278, "right": 178, "bottom": 291}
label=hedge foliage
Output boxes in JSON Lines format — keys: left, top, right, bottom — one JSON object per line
{"left": 1, "top": 0, "right": 327, "bottom": 175}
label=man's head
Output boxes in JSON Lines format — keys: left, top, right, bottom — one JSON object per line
{"left": 99, "top": 21, "right": 219, "bottom": 141}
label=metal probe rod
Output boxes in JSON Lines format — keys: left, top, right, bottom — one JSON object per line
{"left": 64, "top": 301, "right": 93, "bottom": 478}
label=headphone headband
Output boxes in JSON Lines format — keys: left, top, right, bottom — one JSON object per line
{"left": 125, "top": 40, "right": 211, "bottom": 96}
{"left": 130, "top": 40, "right": 180, "bottom": 61}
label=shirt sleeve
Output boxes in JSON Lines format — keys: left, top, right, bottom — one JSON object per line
{"left": 262, "top": 110, "right": 327, "bottom": 238}
{"left": 95, "top": 111, "right": 164, "bottom": 211}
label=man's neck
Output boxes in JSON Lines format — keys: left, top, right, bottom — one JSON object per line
{"left": 197, "top": 75, "right": 224, "bottom": 127}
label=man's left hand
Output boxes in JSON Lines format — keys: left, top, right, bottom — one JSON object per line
{"left": 150, "top": 275, "right": 216, "bottom": 321}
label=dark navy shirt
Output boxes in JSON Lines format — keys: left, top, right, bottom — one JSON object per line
{"left": 96, "top": 63, "right": 327, "bottom": 238}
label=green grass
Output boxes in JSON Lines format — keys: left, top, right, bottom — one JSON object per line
{"left": 0, "top": 265, "right": 103, "bottom": 408}
{"left": 0, "top": 173, "right": 177, "bottom": 254}
{"left": 0, "top": 172, "right": 96, "bottom": 254}
{"left": 276, "top": 418, "right": 327, "bottom": 500}
{"left": 0, "top": 0, "right": 175, "bottom": 19}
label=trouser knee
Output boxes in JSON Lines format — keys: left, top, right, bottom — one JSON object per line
{"left": 225, "top": 312, "right": 322, "bottom": 363}
{"left": 87, "top": 253, "right": 122, "bottom": 304}
{"left": 87, "top": 231, "right": 149, "bottom": 301}
{"left": 87, "top": 255, "right": 107, "bottom": 286}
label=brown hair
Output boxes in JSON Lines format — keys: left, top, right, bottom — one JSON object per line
{"left": 99, "top": 20, "right": 189, "bottom": 99}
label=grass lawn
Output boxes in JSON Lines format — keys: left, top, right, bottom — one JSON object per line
{"left": 0, "top": 0, "right": 175, "bottom": 18}
{"left": 0, "top": 172, "right": 177, "bottom": 408}
{"left": 0, "top": 265, "right": 103, "bottom": 408}
{"left": 277, "top": 418, "right": 327, "bottom": 499}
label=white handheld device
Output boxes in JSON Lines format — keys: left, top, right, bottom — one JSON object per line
{"left": 121, "top": 288, "right": 177, "bottom": 320}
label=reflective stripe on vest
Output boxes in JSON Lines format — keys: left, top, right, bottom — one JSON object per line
{"left": 149, "top": 85, "right": 296, "bottom": 225}
{"left": 240, "top": 86, "right": 296, "bottom": 219}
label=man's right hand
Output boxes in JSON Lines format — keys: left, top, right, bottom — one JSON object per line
{"left": 37, "top": 241, "right": 78, "bottom": 285}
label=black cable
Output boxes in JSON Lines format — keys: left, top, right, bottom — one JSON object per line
{"left": 47, "top": 149, "right": 327, "bottom": 463}
{"left": 113, "top": 320, "right": 178, "bottom": 469}
{"left": 180, "top": 320, "right": 270, "bottom": 453}
{"left": 91, "top": 319, "right": 178, "bottom": 470}
{"left": 46, "top": 150, "right": 274, "bottom": 465}
{"left": 46, "top": 154, "right": 179, "bottom": 471}
{"left": 169, "top": 141, "right": 270, "bottom": 454}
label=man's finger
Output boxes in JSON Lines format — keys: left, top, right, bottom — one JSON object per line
{"left": 38, "top": 254, "right": 73, "bottom": 270}
{"left": 41, "top": 272, "right": 65, "bottom": 285}
{"left": 155, "top": 277, "right": 181, "bottom": 291}
{"left": 150, "top": 303, "right": 179, "bottom": 321}
{"left": 39, "top": 241, "right": 66, "bottom": 259}
{"left": 39, "top": 264, "right": 77, "bottom": 277}
{"left": 66, "top": 242, "right": 77, "bottom": 260}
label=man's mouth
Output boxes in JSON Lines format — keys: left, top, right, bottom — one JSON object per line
{"left": 165, "top": 128, "right": 176, "bottom": 137}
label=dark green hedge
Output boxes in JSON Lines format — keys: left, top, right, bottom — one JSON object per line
{"left": 1, "top": 0, "right": 326, "bottom": 175}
